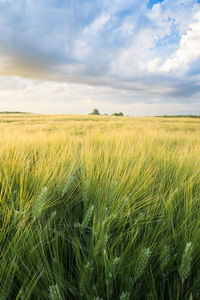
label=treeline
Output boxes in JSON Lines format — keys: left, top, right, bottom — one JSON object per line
{"left": 0, "top": 111, "right": 31, "bottom": 114}
{"left": 89, "top": 108, "right": 124, "bottom": 116}
{"left": 157, "top": 115, "right": 200, "bottom": 118}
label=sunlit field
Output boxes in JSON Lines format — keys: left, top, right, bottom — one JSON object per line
{"left": 1, "top": 114, "right": 200, "bottom": 299}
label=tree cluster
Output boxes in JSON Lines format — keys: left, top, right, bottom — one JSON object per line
{"left": 89, "top": 109, "right": 124, "bottom": 116}
{"left": 111, "top": 112, "right": 123, "bottom": 116}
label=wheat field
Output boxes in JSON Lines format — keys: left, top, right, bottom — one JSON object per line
{"left": 1, "top": 114, "right": 200, "bottom": 299}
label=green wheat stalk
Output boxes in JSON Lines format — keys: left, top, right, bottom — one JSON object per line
{"left": 49, "top": 284, "right": 62, "bottom": 300}
{"left": 134, "top": 248, "right": 151, "bottom": 282}
{"left": 81, "top": 205, "right": 94, "bottom": 230}
{"left": 179, "top": 242, "right": 193, "bottom": 283}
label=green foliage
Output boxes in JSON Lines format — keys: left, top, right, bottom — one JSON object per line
{"left": 120, "top": 292, "right": 130, "bottom": 300}
{"left": 112, "top": 112, "right": 124, "bottom": 116}
{"left": 179, "top": 242, "right": 193, "bottom": 282}
{"left": 90, "top": 108, "right": 100, "bottom": 115}
{"left": 134, "top": 248, "right": 151, "bottom": 282}
{"left": 32, "top": 186, "right": 48, "bottom": 219}
{"left": 49, "top": 284, "right": 62, "bottom": 300}
{"left": 160, "top": 245, "right": 171, "bottom": 273}
{"left": 81, "top": 205, "right": 94, "bottom": 230}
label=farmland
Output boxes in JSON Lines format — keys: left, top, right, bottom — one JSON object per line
{"left": 1, "top": 114, "right": 200, "bottom": 299}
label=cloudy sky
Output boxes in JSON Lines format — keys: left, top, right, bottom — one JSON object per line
{"left": 0, "top": 0, "right": 200, "bottom": 115}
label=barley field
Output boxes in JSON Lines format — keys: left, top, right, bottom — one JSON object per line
{"left": 1, "top": 114, "right": 200, "bottom": 299}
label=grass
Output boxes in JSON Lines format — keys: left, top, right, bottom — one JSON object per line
{"left": 1, "top": 114, "right": 200, "bottom": 299}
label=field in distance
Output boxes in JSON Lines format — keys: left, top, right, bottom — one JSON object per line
{"left": 1, "top": 114, "right": 200, "bottom": 299}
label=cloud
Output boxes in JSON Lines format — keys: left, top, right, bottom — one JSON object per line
{"left": 161, "top": 11, "right": 200, "bottom": 72}
{"left": 0, "top": 0, "right": 199, "bottom": 112}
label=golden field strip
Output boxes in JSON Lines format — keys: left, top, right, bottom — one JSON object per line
{"left": 1, "top": 114, "right": 200, "bottom": 299}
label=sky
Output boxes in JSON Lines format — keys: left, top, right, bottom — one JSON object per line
{"left": 0, "top": 0, "right": 200, "bottom": 115}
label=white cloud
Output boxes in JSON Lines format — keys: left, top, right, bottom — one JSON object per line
{"left": 146, "top": 58, "right": 161, "bottom": 72}
{"left": 83, "top": 14, "right": 110, "bottom": 35}
{"left": 161, "top": 11, "right": 200, "bottom": 72}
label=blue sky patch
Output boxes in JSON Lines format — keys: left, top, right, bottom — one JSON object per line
{"left": 147, "top": 0, "right": 164, "bottom": 9}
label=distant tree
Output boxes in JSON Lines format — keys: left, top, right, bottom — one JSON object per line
{"left": 112, "top": 112, "right": 124, "bottom": 116}
{"left": 90, "top": 108, "right": 100, "bottom": 115}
